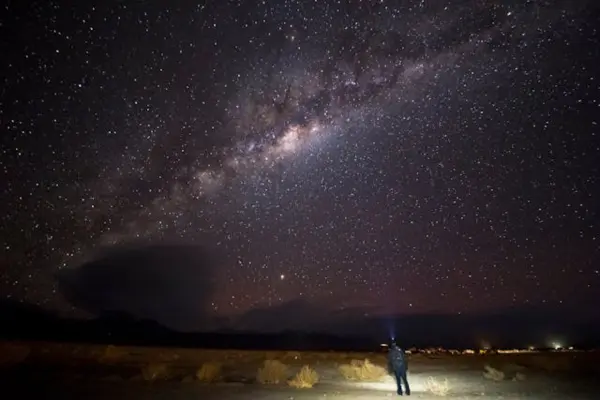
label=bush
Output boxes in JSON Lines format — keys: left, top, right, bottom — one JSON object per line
{"left": 483, "top": 364, "right": 505, "bottom": 381}
{"left": 141, "top": 363, "right": 169, "bottom": 381}
{"left": 257, "top": 360, "right": 289, "bottom": 384}
{"left": 288, "top": 365, "right": 319, "bottom": 388}
{"left": 338, "top": 359, "right": 388, "bottom": 381}
{"left": 514, "top": 372, "right": 526, "bottom": 381}
{"left": 283, "top": 351, "right": 302, "bottom": 361}
{"left": 99, "top": 344, "right": 127, "bottom": 364}
{"left": 196, "top": 362, "right": 222, "bottom": 383}
{"left": 426, "top": 376, "right": 450, "bottom": 396}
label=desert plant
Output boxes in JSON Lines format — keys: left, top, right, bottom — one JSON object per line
{"left": 257, "top": 359, "right": 289, "bottom": 384}
{"left": 338, "top": 359, "right": 388, "bottom": 381}
{"left": 99, "top": 344, "right": 127, "bottom": 363}
{"left": 196, "top": 362, "right": 222, "bottom": 383}
{"left": 283, "top": 351, "right": 302, "bottom": 361}
{"left": 288, "top": 365, "right": 319, "bottom": 388}
{"left": 141, "top": 363, "right": 169, "bottom": 381}
{"left": 483, "top": 364, "right": 505, "bottom": 381}
{"left": 514, "top": 371, "right": 526, "bottom": 381}
{"left": 426, "top": 376, "right": 450, "bottom": 396}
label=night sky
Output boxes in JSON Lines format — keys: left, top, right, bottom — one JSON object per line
{"left": 2, "top": 0, "right": 599, "bottom": 332}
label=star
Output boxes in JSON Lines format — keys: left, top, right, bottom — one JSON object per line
{"left": 0, "top": 0, "right": 598, "bottom": 335}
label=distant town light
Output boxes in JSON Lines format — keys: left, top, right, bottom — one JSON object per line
{"left": 552, "top": 342, "right": 562, "bottom": 350}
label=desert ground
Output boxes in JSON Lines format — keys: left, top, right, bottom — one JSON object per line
{"left": 1, "top": 341, "right": 599, "bottom": 399}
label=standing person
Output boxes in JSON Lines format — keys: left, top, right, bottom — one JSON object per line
{"left": 388, "top": 341, "right": 410, "bottom": 396}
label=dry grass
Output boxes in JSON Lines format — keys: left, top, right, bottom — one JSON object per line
{"left": 157, "top": 351, "right": 180, "bottom": 362}
{"left": 196, "top": 362, "right": 222, "bottom": 383}
{"left": 426, "top": 376, "right": 450, "bottom": 396}
{"left": 483, "top": 364, "right": 505, "bottom": 381}
{"left": 282, "top": 351, "right": 302, "bottom": 361}
{"left": 141, "top": 363, "right": 169, "bottom": 381}
{"left": 514, "top": 371, "right": 526, "bottom": 381}
{"left": 4, "top": 340, "right": 598, "bottom": 386}
{"left": 99, "top": 345, "right": 127, "bottom": 364}
{"left": 338, "top": 359, "right": 388, "bottom": 381}
{"left": 288, "top": 365, "right": 319, "bottom": 388}
{"left": 257, "top": 359, "right": 289, "bottom": 384}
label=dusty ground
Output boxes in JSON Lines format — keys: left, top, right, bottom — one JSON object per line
{"left": 1, "top": 341, "right": 599, "bottom": 399}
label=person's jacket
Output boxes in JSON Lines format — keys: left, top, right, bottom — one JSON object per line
{"left": 388, "top": 345, "right": 407, "bottom": 372}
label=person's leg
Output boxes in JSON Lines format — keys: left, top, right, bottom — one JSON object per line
{"left": 401, "top": 369, "right": 410, "bottom": 395}
{"left": 394, "top": 369, "right": 403, "bottom": 395}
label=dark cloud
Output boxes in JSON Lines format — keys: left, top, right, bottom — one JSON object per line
{"left": 2, "top": 0, "right": 598, "bottom": 325}
{"left": 56, "top": 243, "right": 217, "bottom": 331}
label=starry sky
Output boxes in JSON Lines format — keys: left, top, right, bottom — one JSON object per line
{"left": 1, "top": 0, "right": 599, "bottom": 332}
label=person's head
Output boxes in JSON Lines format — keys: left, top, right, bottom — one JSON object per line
{"left": 390, "top": 341, "right": 405, "bottom": 353}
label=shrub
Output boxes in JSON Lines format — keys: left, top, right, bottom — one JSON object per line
{"left": 338, "top": 359, "right": 388, "bottom": 381}
{"left": 483, "top": 364, "right": 505, "bottom": 381}
{"left": 426, "top": 376, "right": 450, "bottom": 396}
{"left": 141, "top": 363, "right": 169, "bottom": 381}
{"left": 514, "top": 372, "right": 526, "bottom": 381}
{"left": 288, "top": 365, "right": 319, "bottom": 388}
{"left": 196, "top": 362, "right": 222, "bottom": 383}
{"left": 257, "top": 360, "right": 289, "bottom": 384}
{"left": 99, "top": 344, "right": 127, "bottom": 364}
{"left": 283, "top": 351, "right": 302, "bottom": 361}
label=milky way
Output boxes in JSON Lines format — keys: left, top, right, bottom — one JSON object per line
{"left": 2, "top": 0, "right": 599, "bottom": 330}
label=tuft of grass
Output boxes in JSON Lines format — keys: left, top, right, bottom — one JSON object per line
{"left": 196, "top": 362, "right": 222, "bottom": 383}
{"left": 99, "top": 344, "right": 127, "bottom": 364}
{"left": 141, "top": 363, "right": 169, "bottom": 381}
{"left": 426, "top": 376, "right": 450, "bottom": 396}
{"left": 288, "top": 365, "right": 319, "bottom": 388}
{"left": 483, "top": 364, "right": 505, "bottom": 381}
{"left": 283, "top": 351, "right": 302, "bottom": 361}
{"left": 513, "top": 371, "right": 526, "bottom": 381}
{"left": 257, "top": 360, "right": 289, "bottom": 384}
{"left": 338, "top": 359, "right": 388, "bottom": 382}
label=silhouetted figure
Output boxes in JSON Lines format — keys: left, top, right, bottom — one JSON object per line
{"left": 388, "top": 341, "right": 410, "bottom": 396}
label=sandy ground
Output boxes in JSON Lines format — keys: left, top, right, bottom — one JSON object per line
{"left": 1, "top": 341, "right": 599, "bottom": 399}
